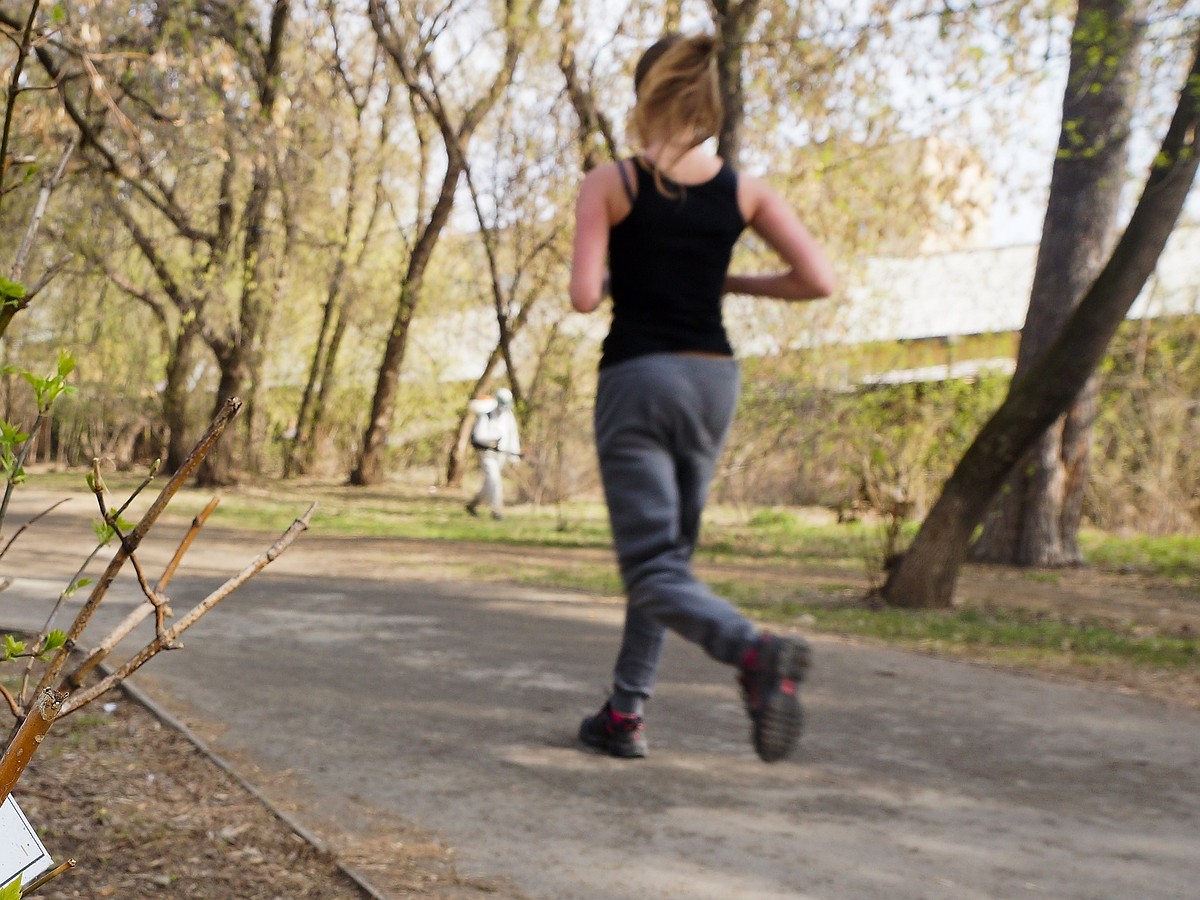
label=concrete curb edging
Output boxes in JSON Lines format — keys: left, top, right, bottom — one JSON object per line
{"left": 110, "top": 671, "right": 391, "bottom": 900}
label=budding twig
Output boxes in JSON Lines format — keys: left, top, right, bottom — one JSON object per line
{"left": 60, "top": 501, "right": 316, "bottom": 716}
{"left": 21, "top": 857, "right": 77, "bottom": 895}
{"left": 65, "top": 497, "right": 220, "bottom": 690}
{"left": 31, "top": 397, "right": 241, "bottom": 700}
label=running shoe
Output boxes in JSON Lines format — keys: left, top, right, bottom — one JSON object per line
{"left": 579, "top": 702, "right": 647, "bottom": 759}
{"left": 738, "top": 635, "right": 811, "bottom": 762}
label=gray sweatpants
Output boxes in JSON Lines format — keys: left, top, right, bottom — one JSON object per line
{"left": 594, "top": 353, "right": 758, "bottom": 708}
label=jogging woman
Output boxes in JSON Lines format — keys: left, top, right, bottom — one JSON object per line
{"left": 569, "top": 32, "right": 837, "bottom": 762}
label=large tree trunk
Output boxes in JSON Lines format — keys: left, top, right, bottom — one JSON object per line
{"left": 161, "top": 319, "right": 201, "bottom": 474}
{"left": 350, "top": 285, "right": 420, "bottom": 486}
{"left": 196, "top": 164, "right": 275, "bottom": 488}
{"left": 710, "top": 0, "right": 761, "bottom": 165}
{"left": 196, "top": 4, "right": 291, "bottom": 485}
{"left": 971, "top": 0, "right": 1142, "bottom": 567}
{"left": 285, "top": 53, "right": 383, "bottom": 478}
{"left": 882, "top": 29, "right": 1200, "bottom": 608}
{"left": 304, "top": 303, "right": 353, "bottom": 474}
{"left": 195, "top": 352, "right": 249, "bottom": 487}
{"left": 350, "top": 153, "right": 461, "bottom": 486}
{"left": 287, "top": 265, "right": 344, "bottom": 478}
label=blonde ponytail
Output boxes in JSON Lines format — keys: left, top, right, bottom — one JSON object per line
{"left": 630, "top": 33, "right": 724, "bottom": 194}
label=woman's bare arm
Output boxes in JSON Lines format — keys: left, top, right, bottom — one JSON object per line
{"left": 570, "top": 166, "right": 618, "bottom": 313}
{"left": 726, "top": 174, "right": 836, "bottom": 301}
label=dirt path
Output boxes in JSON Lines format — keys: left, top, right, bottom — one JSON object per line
{"left": 3, "top": 492, "right": 1199, "bottom": 898}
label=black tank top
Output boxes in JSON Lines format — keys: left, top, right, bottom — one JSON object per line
{"left": 601, "top": 158, "right": 746, "bottom": 368}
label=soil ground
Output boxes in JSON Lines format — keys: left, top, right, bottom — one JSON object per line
{"left": 4, "top": 487, "right": 1198, "bottom": 898}
{"left": 19, "top": 688, "right": 373, "bottom": 899}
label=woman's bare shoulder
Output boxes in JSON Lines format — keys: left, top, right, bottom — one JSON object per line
{"left": 579, "top": 160, "right": 636, "bottom": 221}
{"left": 581, "top": 160, "right": 625, "bottom": 187}
{"left": 735, "top": 169, "right": 771, "bottom": 221}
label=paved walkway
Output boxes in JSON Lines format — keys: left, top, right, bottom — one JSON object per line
{"left": 3, "top": 496, "right": 1200, "bottom": 898}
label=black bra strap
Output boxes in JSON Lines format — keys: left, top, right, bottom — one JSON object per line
{"left": 617, "top": 158, "right": 637, "bottom": 205}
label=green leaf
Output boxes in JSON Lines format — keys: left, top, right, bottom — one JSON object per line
{"left": 0, "top": 421, "right": 28, "bottom": 444}
{"left": 63, "top": 576, "right": 92, "bottom": 598}
{"left": 92, "top": 520, "right": 116, "bottom": 545}
{"left": 0, "top": 277, "right": 25, "bottom": 305}
{"left": 3, "top": 634, "right": 26, "bottom": 660}
{"left": 51, "top": 4, "right": 67, "bottom": 24}
{"left": 57, "top": 349, "right": 76, "bottom": 378}
{"left": 0, "top": 875, "right": 22, "bottom": 898}
{"left": 42, "top": 630, "right": 68, "bottom": 654}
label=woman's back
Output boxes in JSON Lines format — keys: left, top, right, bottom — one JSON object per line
{"left": 603, "top": 158, "right": 745, "bottom": 367}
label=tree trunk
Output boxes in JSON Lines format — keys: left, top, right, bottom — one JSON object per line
{"left": 161, "top": 318, "right": 201, "bottom": 474}
{"left": 350, "top": 285, "right": 419, "bottom": 486}
{"left": 971, "top": 0, "right": 1142, "bottom": 567}
{"left": 287, "top": 267, "right": 342, "bottom": 478}
{"left": 710, "top": 0, "right": 761, "bottom": 165}
{"left": 303, "top": 302, "right": 352, "bottom": 475}
{"left": 883, "top": 28, "right": 1199, "bottom": 608}
{"left": 195, "top": 354, "right": 249, "bottom": 487}
{"left": 350, "top": 144, "right": 462, "bottom": 486}
{"left": 285, "top": 79, "right": 378, "bottom": 478}
{"left": 356, "top": 0, "right": 538, "bottom": 487}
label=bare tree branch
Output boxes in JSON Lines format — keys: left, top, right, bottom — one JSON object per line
{"left": 61, "top": 500, "right": 317, "bottom": 716}
{"left": 66, "top": 495, "right": 217, "bottom": 690}
{"left": 0, "top": 688, "right": 65, "bottom": 806}
{"left": 32, "top": 397, "right": 243, "bottom": 698}
{"left": 11, "top": 132, "right": 77, "bottom": 281}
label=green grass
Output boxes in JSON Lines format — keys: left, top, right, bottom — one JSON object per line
{"left": 19, "top": 469, "right": 1198, "bottom": 678}
{"left": 41, "top": 469, "right": 1193, "bottom": 583}
{"left": 1080, "top": 530, "right": 1200, "bottom": 586}
{"left": 28, "top": 467, "right": 1197, "bottom": 583}
{"left": 784, "top": 605, "right": 1199, "bottom": 670}
{"left": 502, "top": 554, "right": 1195, "bottom": 672}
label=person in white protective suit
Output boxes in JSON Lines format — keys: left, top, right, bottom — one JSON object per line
{"left": 466, "top": 387, "right": 522, "bottom": 520}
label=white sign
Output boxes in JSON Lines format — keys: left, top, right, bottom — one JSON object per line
{"left": 0, "top": 795, "right": 53, "bottom": 890}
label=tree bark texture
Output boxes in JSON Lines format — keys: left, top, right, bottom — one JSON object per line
{"left": 710, "top": 0, "right": 761, "bottom": 166}
{"left": 351, "top": 285, "right": 420, "bottom": 486}
{"left": 883, "top": 28, "right": 1200, "bottom": 608}
{"left": 972, "top": 0, "right": 1142, "bottom": 567}
{"left": 161, "top": 319, "right": 200, "bottom": 475}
